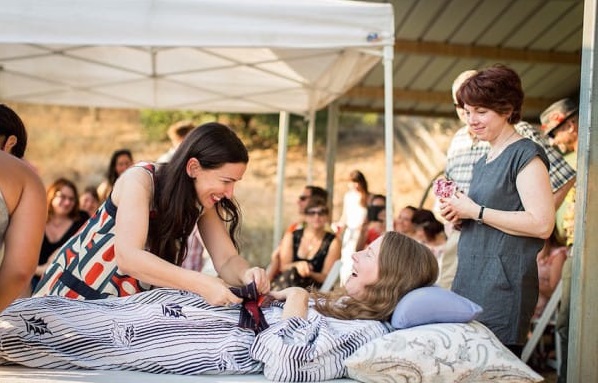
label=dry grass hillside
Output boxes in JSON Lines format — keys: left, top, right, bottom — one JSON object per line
{"left": 11, "top": 103, "right": 459, "bottom": 267}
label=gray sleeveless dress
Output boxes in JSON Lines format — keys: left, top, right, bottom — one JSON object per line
{"left": 0, "top": 190, "right": 9, "bottom": 249}
{"left": 452, "top": 138, "right": 549, "bottom": 346}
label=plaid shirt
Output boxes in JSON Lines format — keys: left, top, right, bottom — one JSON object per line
{"left": 445, "top": 121, "right": 576, "bottom": 195}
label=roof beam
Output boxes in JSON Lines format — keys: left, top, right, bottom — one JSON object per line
{"left": 394, "top": 39, "right": 581, "bottom": 65}
{"left": 345, "top": 86, "right": 555, "bottom": 111}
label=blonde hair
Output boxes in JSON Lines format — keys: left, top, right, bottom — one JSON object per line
{"left": 312, "top": 231, "right": 438, "bottom": 320}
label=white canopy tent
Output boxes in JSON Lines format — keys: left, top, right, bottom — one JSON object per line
{"left": 0, "top": 0, "right": 395, "bottom": 246}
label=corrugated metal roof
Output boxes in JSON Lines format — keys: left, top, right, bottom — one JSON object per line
{"left": 340, "top": 0, "right": 583, "bottom": 122}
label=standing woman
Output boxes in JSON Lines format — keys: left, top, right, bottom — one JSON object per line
{"left": 439, "top": 65, "right": 554, "bottom": 356}
{"left": 97, "top": 149, "right": 134, "bottom": 202}
{"left": 335, "top": 170, "right": 370, "bottom": 285}
{"left": 34, "top": 122, "right": 269, "bottom": 306}
{"left": 32, "top": 178, "right": 89, "bottom": 292}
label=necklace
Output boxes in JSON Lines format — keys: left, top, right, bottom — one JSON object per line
{"left": 487, "top": 128, "right": 517, "bottom": 161}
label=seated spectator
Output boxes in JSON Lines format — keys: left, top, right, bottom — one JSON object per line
{"left": 32, "top": 178, "right": 89, "bottom": 292}
{"left": 157, "top": 120, "right": 196, "bottom": 163}
{"left": 534, "top": 232, "right": 567, "bottom": 319}
{"left": 266, "top": 185, "right": 328, "bottom": 281}
{"left": 411, "top": 208, "right": 447, "bottom": 261}
{"left": 79, "top": 185, "right": 100, "bottom": 217}
{"left": 97, "top": 149, "right": 133, "bottom": 202}
{"left": 393, "top": 205, "right": 417, "bottom": 237}
{"left": 271, "top": 197, "right": 340, "bottom": 290}
{"left": 356, "top": 193, "right": 386, "bottom": 251}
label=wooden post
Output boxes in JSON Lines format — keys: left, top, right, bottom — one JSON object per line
{"left": 568, "top": 0, "right": 598, "bottom": 380}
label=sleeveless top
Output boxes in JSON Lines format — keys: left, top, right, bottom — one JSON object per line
{"left": 292, "top": 228, "right": 336, "bottom": 274}
{"left": 0, "top": 190, "right": 9, "bottom": 249}
{"left": 452, "top": 139, "right": 549, "bottom": 345}
{"left": 33, "top": 163, "right": 157, "bottom": 299}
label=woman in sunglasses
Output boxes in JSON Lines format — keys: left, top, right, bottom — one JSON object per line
{"left": 271, "top": 197, "right": 341, "bottom": 290}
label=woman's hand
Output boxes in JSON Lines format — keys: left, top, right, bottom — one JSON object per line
{"left": 242, "top": 266, "right": 270, "bottom": 295}
{"left": 199, "top": 274, "right": 243, "bottom": 307}
{"left": 269, "top": 287, "right": 309, "bottom": 319}
{"left": 293, "top": 260, "right": 312, "bottom": 278}
{"left": 439, "top": 191, "right": 479, "bottom": 224}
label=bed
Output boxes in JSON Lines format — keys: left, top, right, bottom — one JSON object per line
{"left": 0, "top": 288, "right": 546, "bottom": 382}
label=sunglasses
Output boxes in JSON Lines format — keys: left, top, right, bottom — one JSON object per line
{"left": 306, "top": 208, "right": 328, "bottom": 216}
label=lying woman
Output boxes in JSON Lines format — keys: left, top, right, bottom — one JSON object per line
{"left": 0, "top": 232, "right": 438, "bottom": 381}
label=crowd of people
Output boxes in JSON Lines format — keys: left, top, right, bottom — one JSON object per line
{"left": 0, "top": 62, "right": 580, "bottom": 381}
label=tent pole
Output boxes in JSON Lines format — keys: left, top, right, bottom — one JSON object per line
{"left": 325, "top": 102, "right": 339, "bottom": 215}
{"left": 273, "top": 111, "right": 290, "bottom": 252}
{"left": 307, "top": 110, "right": 316, "bottom": 184}
{"left": 383, "top": 43, "right": 394, "bottom": 231}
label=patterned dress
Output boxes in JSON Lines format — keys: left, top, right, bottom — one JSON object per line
{"left": 32, "top": 163, "right": 156, "bottom": 299}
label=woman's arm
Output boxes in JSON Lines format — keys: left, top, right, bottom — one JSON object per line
{"left": 441, "top": 157, "right": 554, "bottom": 239}
{"left": 111, "top": 168, "right": 243, "bottom": 307}
{"left": 198, "top": 207, "right": 269, "bottom": 294}
{"left": 309, "top": 237, "right": 341, "bottom": 284}
{"left": 269, "top": 287, "right": 310, "bottom": 319}
{"left": 0, "top": 161, "right": 46, "bottom": 312}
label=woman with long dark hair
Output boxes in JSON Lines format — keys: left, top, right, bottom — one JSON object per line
{"left": 34, "top": 122, "right": 269, "bottom": 306}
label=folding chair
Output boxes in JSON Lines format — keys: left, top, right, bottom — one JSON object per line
{"left": 319, "top": 260, "right": 342, "bottom": 293}
{"left": 522, "top": 280, "right": 562, "bottom": 374}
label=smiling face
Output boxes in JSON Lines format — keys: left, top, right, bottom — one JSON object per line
{"left": 189, "top": 160, "right": 246, "bottom": 208}
{"left": 463, "top": 104, "right": 510, "bottom": 143}
{"left": 394, "top": 207, "right": 415, "bottom": 235}
{"left": 51, "top": 185, "right": 77, "bottom": 217}
{"left": 344, "top": 236, "right": 382, "bottom": 299}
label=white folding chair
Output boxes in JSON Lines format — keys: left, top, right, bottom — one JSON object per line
{"left": 319, "top": 260, "right": 342, "bottom": 293}
{"left": 522, "top": 280, "right": 562, "bottom": 374}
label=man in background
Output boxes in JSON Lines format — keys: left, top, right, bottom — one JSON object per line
{"left": 540, "top": 98, "right": 579, "bottom": 383}
{"left": 157, "top": 120, "right": 196, "bottom": 163}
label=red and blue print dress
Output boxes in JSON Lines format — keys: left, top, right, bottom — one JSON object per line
{"left": 33, "top": 163, "right": 156, "bottom": 299}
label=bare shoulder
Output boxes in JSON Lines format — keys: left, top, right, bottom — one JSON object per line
{"left": 0, "top": 153, "right": 45, "bottom": 213}
{"left": 111, "top": 164, "right": 154, "bottom": 205}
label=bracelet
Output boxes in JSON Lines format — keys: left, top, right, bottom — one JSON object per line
{"left": 476, "top": 205, "right": 485, "bottom": 225}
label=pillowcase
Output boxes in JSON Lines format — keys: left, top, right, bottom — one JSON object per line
{"left": 391, "top": 285, "right": 482, "bottom": 329}
{"left": 345, "top": 321, "right": 544, "bottom": 383}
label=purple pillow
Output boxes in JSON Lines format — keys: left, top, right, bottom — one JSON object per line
{"left": 391, "top": 286, "right": 483, "bottom": 329}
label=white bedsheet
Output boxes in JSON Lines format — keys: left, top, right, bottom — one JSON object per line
{"left": 0, "top": 366, "right": 357, "bottom": 382}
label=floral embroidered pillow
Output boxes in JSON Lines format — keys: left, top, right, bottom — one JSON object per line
{"left": 345, "top": 321, "right": 543, "bottom": 383}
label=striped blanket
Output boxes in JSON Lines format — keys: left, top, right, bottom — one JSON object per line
{"left": 0, "top": 288, "right": 390, "bottom": 381}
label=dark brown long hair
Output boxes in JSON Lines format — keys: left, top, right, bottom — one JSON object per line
{"left": 313, "top": 231, "right": 438, "bottom": 320}
{"left": 0, "top": 104, "right": 28, "bottom": 158}
{"left": 149, "top": 122, "right": 248, "bottom": 266}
